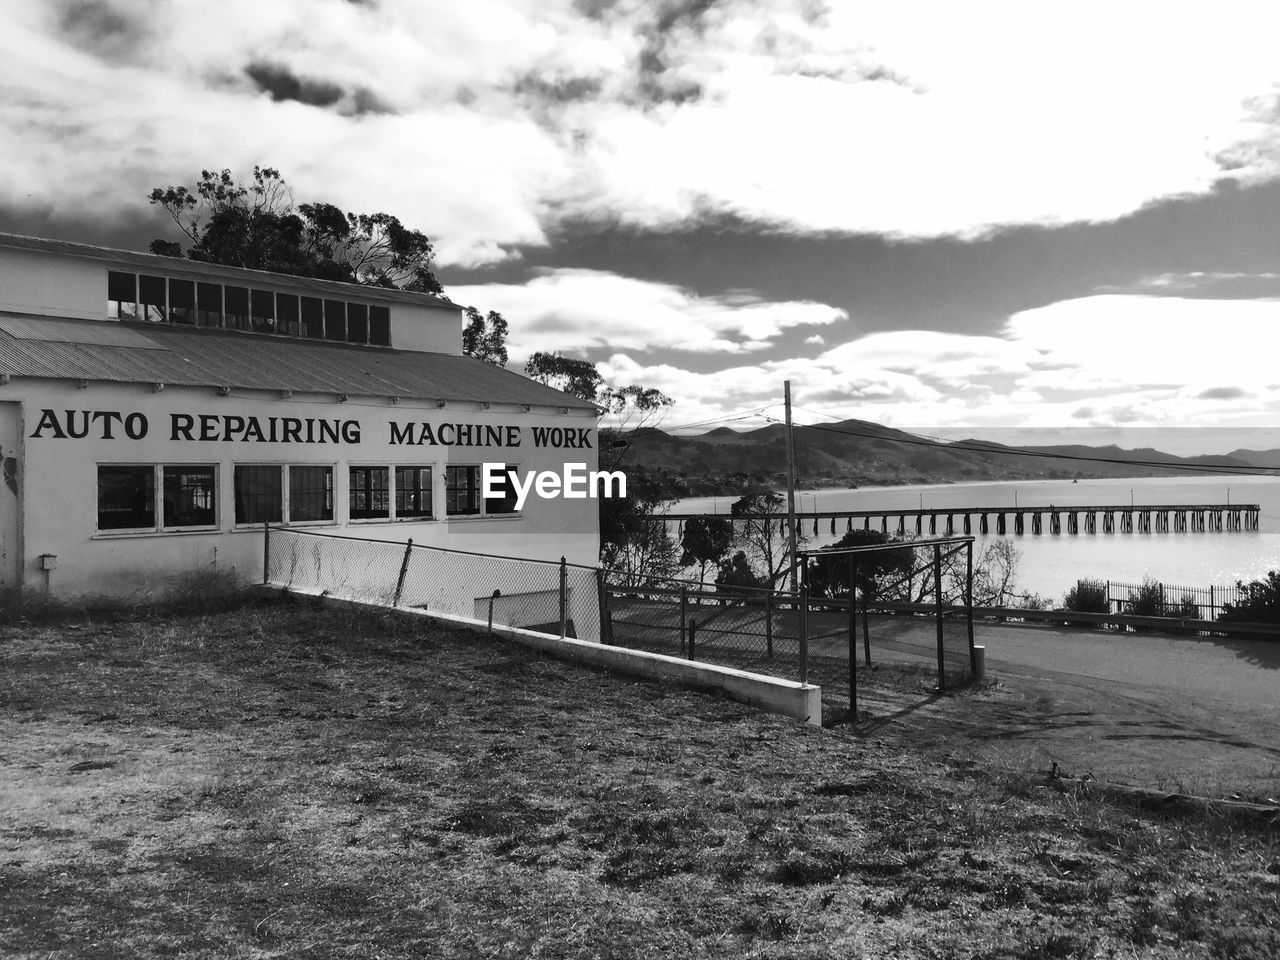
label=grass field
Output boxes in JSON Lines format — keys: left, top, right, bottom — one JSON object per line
{"left": 2, "top": 595, "right": 1279, "bottom": 958}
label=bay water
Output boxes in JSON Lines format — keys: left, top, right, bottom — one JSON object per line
{"left": 675, "top": 475, "right": 1280, "bottom": 603}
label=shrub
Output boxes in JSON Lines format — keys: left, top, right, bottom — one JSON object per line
{"left": 1126, "top": 577, "right": 1165, "bottom": 617}
{"left": 1172, "top": 594, "right": 1200, "bottom": 619}
{"left": 1219, "top": 570, "right": 1280, "bottom": 625}
{"left": 1063, "top": 578, "right": 1107, "bottom": 613}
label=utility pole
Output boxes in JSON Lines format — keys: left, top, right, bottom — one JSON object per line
{"left": 784, "top": 380, "right": 800, "bottom": 592}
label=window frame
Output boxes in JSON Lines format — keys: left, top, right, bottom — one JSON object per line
{"left": 232, "top": 463, "right": 340, "bottom": 528}
{"left": 445, "top": 463, "right": 523, "bottom": 520}
{"left": 348, "top": 463, "right": 392, "bottom": 522}
{"left": 393, "top": 465, "right": 434, "bottom": 520}
{"left": 96, "top": 463, "right": 220, "bottom": 535}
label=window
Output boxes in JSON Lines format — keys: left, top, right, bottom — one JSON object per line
{"left": 349, "top": 466, "right": 389, "bottom": 519}
{"left": 107, "top": 271, "right": 138, "bottom": 320}
{"left": 346, "top": 302, "right": 368, "bottom": 344}
{"left": 290, "top": 466, "right": 333, "bottom": 522}
{"left": 139, "top": 274, "right": 166, "bottom": 323}
{"left": 251, "top": 289, "right": 276, "bottom": 333}
{"left": 276, "top": 293, "right": 300, "bottom": 336}
{"left": 224, "top": 286, "right": 250, "bottom": 331}
{"left": 395, "top": 466, "right": 432, "bottom": 518}
{"left": 446, "top": 465, "right": 481, "bottom": 516}
{"left": 162, "top": 466, "right": 216, "bottom": 527}
{"left": 196, "top": 282, "right": 222, "bottom": 327}
{"left": 369, "top": 305, "right": 390, "bottom": 346}
{"left": 301, "top": 296, "right": 324, "bottom": 338}
{"left": 324, "top": 299, "right": 346, "bottom": 341}
{"left": 98, "top": 466, "right": 155, "bottom": 530}
{"left": 168, "top": 279, "right": 196, "bottom": 325}
{"left": 484, "top": 464, "right": 520, "bottom": 514}
{"left": 234, "top": 465, "right": 282, "bottom": 524}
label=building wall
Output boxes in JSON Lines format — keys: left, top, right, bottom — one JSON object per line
{"left": 0, "top": 246, "right": 462, "bottom": 353}
{"left": 6, "top": 380, "right": 600, "bottom": 598}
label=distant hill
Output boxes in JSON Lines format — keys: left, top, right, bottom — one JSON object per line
{"left": 618, "top": 418, "right": 1264, "bottom": 493}
{"left": 1226, "top": 448, "right": 1280, "bottom": 468}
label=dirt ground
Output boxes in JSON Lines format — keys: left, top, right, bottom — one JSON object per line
{"left": 2, "top": 598, "right": 1279, "bottom": 959}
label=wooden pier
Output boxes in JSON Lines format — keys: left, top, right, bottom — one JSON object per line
{"left": 665, "top": 504, "right": 1261, "bottom": 537}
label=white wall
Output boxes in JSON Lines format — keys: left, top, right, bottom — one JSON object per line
{"left": 0, "top": 249, "right": 103, "bottom": 320}
{"left": 391, "top": 301, "right": 463, "bottom": 353}
{"left": 9, "top": 380, "right": 600, "bottom": 599}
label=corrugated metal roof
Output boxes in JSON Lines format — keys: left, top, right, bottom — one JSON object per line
{"left": 0, "top": 315, "right": 597, "bottom": 410}
{"left": 0, "top": 232, "right": 462, "bottom": 310}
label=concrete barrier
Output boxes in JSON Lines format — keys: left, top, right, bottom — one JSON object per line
{"left": 258, "top": 584, "right": 823, "bottom": 725}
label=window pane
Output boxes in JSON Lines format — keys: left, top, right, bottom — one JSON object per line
{"left": 349, "top": 466, "right": 389, "bottom": 519}
{"left": 139, "top": 274, "right": 166, "bottom": 323}
{"left": 163, "top": 466, "right": 216, "bottom": 527}
{"left": 225, "top": 286, "right": 250, "bottom": 331}
{"left": 301, "top": 297, "right": 324, "bottom": 338}
{"left": 196, "top": 282, "right": 222, "bottom": 327}
{"left": 98, "top": 465, "right": 154, "bottom": 530}
{"left": 251, "top": 289, "right": 276, "bottom": 333}
{"left": 324, "top": 300, "right": 346, "bottom": 341}
{"left": 276, "top": 293, "right": 300, "bottom": 336}
{"left": 289, "top": 466, "right": 333, "bottom": 522}
{"left": 369, "top": 305, "right": 390, "bottom": 346}
{"left": 168, "top": 278, "right": 196, "bottom": 324}
{"left": 346, "top": 303, "right": 368, "bottom": 344}
{"left": 395, "top": 466, "right": 432, "bottom": 518}
{"left": 484, "top": 464, "right": 520, "bottom": 514}
{"left": 446, "top": 465, "right": 480, "bottom": 516}
{"left": 234, "top": 465, "right": 282, "bottom": 524}
{"left": 107, "top": 271, "right": 137, "bottom": 320}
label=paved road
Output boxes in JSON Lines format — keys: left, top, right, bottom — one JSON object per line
{"left": 974, "top": 620, "right": 1280, "bottom": 710}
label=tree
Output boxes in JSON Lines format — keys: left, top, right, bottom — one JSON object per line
{"left": 150, "top": 166, "right": 443, "bottom": 292}
{"left": 1219, "top": 570, "right": 1280, "bottom": 624}
{"left": 680, "top": 516, "right": 734, "bottom": 583}
{"left": 805, "top": 529, "right": 915, "bottom": 600}
{"left": 600, "top": 473, "right": 680, "bottom": 586}
{"left": 715, "top": 550, "right": 764, "bottom": 598}
{"left": 462, "top": 307, "right": 508, "bottom": 367}
{"left": 524, "top": 352, "right": 604, "bottom": 402}
{"left": 729, "top": 489, "right": 801, "bottom": 588}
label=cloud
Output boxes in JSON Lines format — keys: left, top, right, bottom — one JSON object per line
{"left": 804, "top": 334, "right": 824, "bottom": 345}
{"left": 587, "top": 294, "right": 1280, "bottom": 435}
{"left": 448, "top": 269, "right": 846, "bottom": 357}
{"left": 6, "top": 0, "right": 1280, "bottom": 264}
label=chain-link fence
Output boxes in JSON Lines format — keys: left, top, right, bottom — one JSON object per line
{"left": 601, "top": 537, "right": 978, "bottom": 712}
{"left": 264, "top": 525, "right": 603, "bottom": 641}
{"left": 262, "top": 525, "right": 977, "bottom": 719}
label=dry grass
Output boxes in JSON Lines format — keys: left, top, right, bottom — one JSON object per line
{"left": 2, "top": 596, "right": 1278, "bottom": 958}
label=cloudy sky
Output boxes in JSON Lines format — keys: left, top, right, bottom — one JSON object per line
{"left": 7, "top": 0, "right": 1280, "bottom": 453}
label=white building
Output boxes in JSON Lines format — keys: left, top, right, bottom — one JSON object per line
{"left": 0, "top": 233, "right": 600, "bottom": 599}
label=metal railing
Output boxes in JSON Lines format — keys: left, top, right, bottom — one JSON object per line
{"left": 1100, "top": 579, "right": 1243, "bottom": 621}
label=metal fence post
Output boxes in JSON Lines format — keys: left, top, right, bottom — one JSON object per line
{"left": 596, "top": 568, "right": 610, "bottom": 644}
{"left": 392, "top": 538, "right": 414, "bottom": 607}
{"left": 848, "top": 556, "right": 857, "bottom": 722}
{"left": 799, "top": 583, "right": 809, "bottom": 685}
{"left": 933, "top": 543, "right": 945, "bottom": 692}
{"left": 487, "top": 590, "right": 500, "bottom": 634}
{"left": 559, "top": 556, "right": 568, "bottom": 638}
{"left": 262, "top": 520, "right": 270, "bottom": 585}
{"left": 688, "top": 617, "right": 697, "bottom": 660}
{"left": 765, "top": 590, "right": 774, "bottom": 659}
{"left": 966, "top": 540, "right": 976, "bottom": 676}
{"left": 680, "top": 585, "right": 688, "bottom": 655}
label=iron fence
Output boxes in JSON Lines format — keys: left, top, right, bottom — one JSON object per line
{"left": 1102, "top": 578, "right": 1243, "bottom": 621}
